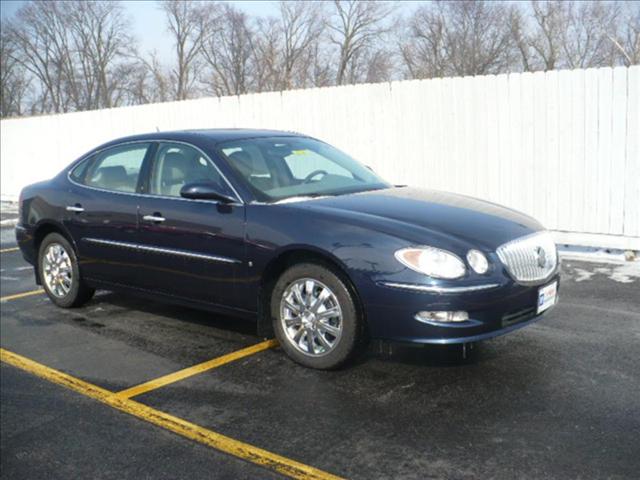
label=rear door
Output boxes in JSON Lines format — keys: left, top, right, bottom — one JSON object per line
{"left": 134, "top": 141, "right": 246, "bottom": 309}
{"left": 65, "top": 142, "right": 152, "bottom": 286}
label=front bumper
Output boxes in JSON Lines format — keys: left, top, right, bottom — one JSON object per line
{"left": 362, "top": 275, "right": 560, "bottom": 344}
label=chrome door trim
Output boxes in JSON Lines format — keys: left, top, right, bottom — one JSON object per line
{"left": 378, "top": 281, "right": 500, "bottom": 294}
{"left": 83, "top": 238, "right": 241, "bottom": 264}
{"left": 141, "top": 214, "right": 166, "bottom": 223}
{"left": 67, "top": 139, "right": 244, "bottom": 205}
{"left": 65, "top": 206, "right": 85, "bottom": 212}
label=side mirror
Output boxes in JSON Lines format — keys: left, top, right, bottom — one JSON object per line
{"left": 180, "top": 182, "right": 237, "bottom": 203}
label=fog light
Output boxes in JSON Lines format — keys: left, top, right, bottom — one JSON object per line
{"left": 415, "top": 311, "right": 469, "bottom": 323}
{"left": 467, "top": 249, "right": 489, "bottom": 274}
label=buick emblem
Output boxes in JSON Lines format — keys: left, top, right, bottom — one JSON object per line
{"left": 535, "top": 246, "right": 547, "bottom": 268}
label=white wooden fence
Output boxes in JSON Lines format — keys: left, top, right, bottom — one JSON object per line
{"left": 1, "top": 66, "right": 638, "bottom": 249}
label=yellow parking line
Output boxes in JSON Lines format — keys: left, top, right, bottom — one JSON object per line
{"left": 116, "top": 339, "right": 278, "bottom": 399}
{"left": 1, "top": 289, "right": 45, "bottom": 302}
{"left": 0, "top": 247, "right": 20, "bottom": 253}
{"left": 0, "top": 347, "right": 343, "bottom": 480}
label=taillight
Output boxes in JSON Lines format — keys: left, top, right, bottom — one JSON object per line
{"left": 18, "top": 190, "right": 23, "bottom": 223}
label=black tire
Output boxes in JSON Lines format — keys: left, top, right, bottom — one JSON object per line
{"left": 38, "top": 232, "right": 94, "bottom": 308}
{"left": 271, "top": 262, "right": 361, "bottom": 370}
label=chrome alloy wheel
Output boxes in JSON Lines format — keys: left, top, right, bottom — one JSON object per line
{"left": 42, "top": 243, "right": 73, "bottom": 297}
{"left": 280, "top": 278, "right": 343, "bottom": 357}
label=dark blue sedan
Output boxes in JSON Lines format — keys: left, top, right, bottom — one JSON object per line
{"left": 16, "top": 129, "right": 559, "bottom": 369}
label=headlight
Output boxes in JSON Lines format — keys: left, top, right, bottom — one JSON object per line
{"left": 467, "top": 249, "right": 489, "bottom": 274}
{"left": 395, "top": 247, "right": 466, "bottom": 279}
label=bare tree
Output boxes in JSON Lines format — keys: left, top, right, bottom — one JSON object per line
{"left": 147, "top": 53, "right": 174, "bottom": 103}
{"left": 251, "top": 2, "right": 328, "bottom": 91}
{"left": 6, "top": 1, "right": 75, "bottom": 113}
{"left": 364, "top": 48, "right": 394, "bottom": 83}
{"left": 526, "top": 0, "right": 569, "bottom": 71}
{"left": 1, "top": 24, "right": 30, "bottom": 117}
{"left": 200, "top": 4, "right": 255, "bottom": 96}
{"left": 399, "top": 5, "right": 447, "bottom": 79}
{"left": 160, "top": 0, "right": 209, "bottom": 100}
{"left": 509, "top": 5, "right": 534, "bottom": 72}
{"left": 127, "top": 52, "right": 173, "bottom": 105}
{"left": 233, "top": 3, "right": 333, "bottom": 92}
{"left": 401, "top": 1, "right": 516, "bottom": 79}
{"left": 510, "top": 1, "right": 628, "bottom": 71}
{"left": 252, "top": 16, "right": 282, "bottom": 91}
{"left": 561, "top": 1, "right": 621, "bottom": 69}
{"left": 306, "top": 41, "right": 334, "bottom": 88}
{"left": 67, "top": 1, "right": 135, "bottom": 109}
{"left": 328, "top": 0, "right": 395, "bottom": 85}
{"left": 5, "top": 1, "right": 135, "bottom": 114}
{"left": 277, "top": 1, "right": 325, "bottom": 89}
{"left": 608, "top": 1, "right": 640, "bottom": 66}
{"left": 2, "top": 0, "right": 637, "bottom": 119}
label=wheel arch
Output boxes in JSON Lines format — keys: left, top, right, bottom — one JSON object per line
{"left": 256, "top": 246, "right": 367, "bottom": 339}
{"left": 32, "top": 221, "right": 77, "bottom": 285}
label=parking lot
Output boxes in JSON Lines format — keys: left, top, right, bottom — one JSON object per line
{"left": 1, "top": 229, "right": 639, "bottom": 479}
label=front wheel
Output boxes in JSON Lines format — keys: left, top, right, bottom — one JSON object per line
{"left": 38, "top": 233, "right": 94, "bottom": 308}
{"left": 271, "top": 263, "right": 361, "bottom": 370}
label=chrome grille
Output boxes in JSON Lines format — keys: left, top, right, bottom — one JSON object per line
{"left": 497, "top": 231, "right": 558, "bottom": 285}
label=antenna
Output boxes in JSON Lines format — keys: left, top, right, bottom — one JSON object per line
{"left": 155, "top": 126, "right": 160, "bottom": 132}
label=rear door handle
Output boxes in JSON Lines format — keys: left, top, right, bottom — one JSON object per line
{"left": 66, "top": 205, "right": 84, "bottom": 213}
{"left": 142, "top": 214, "right": 166, "bottom": 223}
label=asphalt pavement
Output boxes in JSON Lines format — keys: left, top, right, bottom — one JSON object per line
{"left": 1, "top": 226, "right": 639, "bottom": 479}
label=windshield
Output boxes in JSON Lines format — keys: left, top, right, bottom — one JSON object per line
{"left": 217, "top": 136, "right": 390, "bottom": 202}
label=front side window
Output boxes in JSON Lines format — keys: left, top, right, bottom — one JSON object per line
{"left": 83, "top": 143, "right": 150, "bottom": 193}
{"left": 148, "top": 142, "right": 234, "bottom": 198}
{"left": 218, "top": 136, "right": 389, "bottom": 202}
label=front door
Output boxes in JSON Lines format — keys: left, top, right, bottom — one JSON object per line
{"left": 134, "top": 142, "right": 246, "bottom": 309}
{"left": 65, "top": 142, "right": 152, "bottom": 286}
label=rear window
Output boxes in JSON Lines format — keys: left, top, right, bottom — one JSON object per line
{"left": 75, "top": 143, "right": 150, "bottom": 193}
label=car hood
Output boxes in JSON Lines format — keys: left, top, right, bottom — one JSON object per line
{"left": 295, "top": 187, "right": 544, "bottom": 250}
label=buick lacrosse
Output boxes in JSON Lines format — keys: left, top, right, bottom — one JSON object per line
{"left": 16, "top": 129, "right": 559, "bottom": 369}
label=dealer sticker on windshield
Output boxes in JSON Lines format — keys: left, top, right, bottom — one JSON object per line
{"left": 537, "top": 281, "right": 558, "bottom": 314}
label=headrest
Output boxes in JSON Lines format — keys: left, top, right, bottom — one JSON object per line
{"left": 164, "top": 151, "right": 186, "bottom": 167}
{"left": 229, "top": 151, "right": 253, "bottom": 175}
{"left": 96, "top": 165, "right": 127, "bottom": 185}
{"left": 162, "top": 151, "right": 187, "bottom": 182}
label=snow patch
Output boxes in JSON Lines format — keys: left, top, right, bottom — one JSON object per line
{"left": 563, "top": 261, "right": 640, "bottom": 284}
{"left": 609, "top": 262, "right": 640, "bottom": 283}
{"left": 572, "top": 268, "right": 596, "bottom": 282}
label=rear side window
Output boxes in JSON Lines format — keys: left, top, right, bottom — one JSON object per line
{"left": 70, "top": 156, "right": 93, "bottom": 183}
{"left": 82, "top": 143, "right": 150, "bottom": 193}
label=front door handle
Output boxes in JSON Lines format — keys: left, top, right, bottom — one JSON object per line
{"left": 142, "top": 214, "right": 166, "bottom": 223}
{"left": 66, "top": 205, "right": 84, "bottom": 213}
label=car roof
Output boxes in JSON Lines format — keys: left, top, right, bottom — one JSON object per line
{"left": 99, "top": 129, "right": 306, "bottom": 149}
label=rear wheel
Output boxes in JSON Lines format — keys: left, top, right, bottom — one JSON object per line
{"left": 271, "top": 263, "right": 361, "bottom": 369}
{"left": 38, "top": 233, "right": 94, "bottom": 308}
